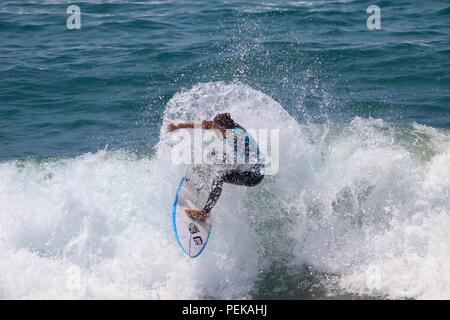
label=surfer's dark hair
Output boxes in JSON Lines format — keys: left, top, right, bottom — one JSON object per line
{"left": 213, "top": 113, "right": 235, "bottom": 128}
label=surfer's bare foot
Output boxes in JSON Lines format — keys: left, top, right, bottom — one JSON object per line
{"left": 185, "top": 208, "right": 208, "bottom": 221}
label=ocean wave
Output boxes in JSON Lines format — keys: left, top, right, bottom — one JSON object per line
{"left": 1, "top": 82, "right": 449, "bottom": 299}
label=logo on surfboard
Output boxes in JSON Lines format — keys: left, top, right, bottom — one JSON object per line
{"left": 193, "top": 236, "right": 203, "bottom": 245}
{"left": 189, "top": 223, "right": 200, "bottom": 234}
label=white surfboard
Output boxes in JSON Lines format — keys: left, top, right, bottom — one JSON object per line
{"left": 171, "top": 127, "right": 263, "bottom": 257}
{"left": 172, "top": 165, "right": 215, "bottom": 258}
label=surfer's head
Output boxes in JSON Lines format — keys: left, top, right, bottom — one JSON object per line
{"left": 213, "top": 113, "right": 235, "bottom": 128}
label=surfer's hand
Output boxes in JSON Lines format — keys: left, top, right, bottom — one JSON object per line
{"left": 166, "top": 123, "right": 178, "bottom": 133}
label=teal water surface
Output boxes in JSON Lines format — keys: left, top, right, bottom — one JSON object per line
{"left": 1, "top": 0, "right": 449, "bottom": 161}
{"left": 1, "top": 0, "right": 450, "bottom": 300}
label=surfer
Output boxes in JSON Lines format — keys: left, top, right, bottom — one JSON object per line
{"left": 166, "top": 113, "right": 264, "bottom": 221}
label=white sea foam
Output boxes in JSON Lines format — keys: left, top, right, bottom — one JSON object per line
{"left": 0, "top": 82, "right": 449, "bottom": 299}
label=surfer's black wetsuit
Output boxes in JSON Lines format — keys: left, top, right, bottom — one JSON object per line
{"left": 202, "top": 124, "right": 264, "bottom": 215}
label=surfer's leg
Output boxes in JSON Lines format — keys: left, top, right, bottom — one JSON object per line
{"left": 193, "top": 165, "right": 263, "bottom": 218}
{"left": 222, "top": 165, "right": 264, "bottom": 186}
{"left": 202, "top": 176, "right": 224, "bottom": 215}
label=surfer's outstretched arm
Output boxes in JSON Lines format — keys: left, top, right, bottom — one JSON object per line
{"left": 166, "top": 120, "right": 225, "bottom": 134}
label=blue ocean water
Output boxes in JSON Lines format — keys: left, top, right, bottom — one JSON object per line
{"left": 0, "top": 1, "right": 449, "bottom": 299}
{"left": 1, "top": 0, "right": 449, "bottom": 160}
